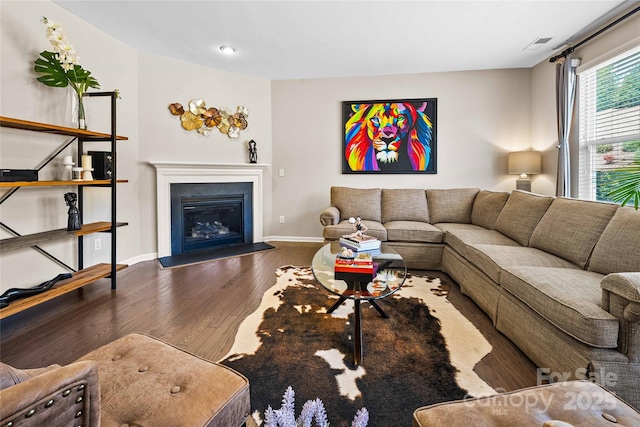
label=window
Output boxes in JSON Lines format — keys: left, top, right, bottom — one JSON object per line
{"left": 578, "top": 47, "right": 640, "bottom": 202}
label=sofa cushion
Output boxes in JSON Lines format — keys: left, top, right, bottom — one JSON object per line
{"left": 444, "top": 228, "right": 520, "bottom": 259}
{"left": 471, "top": 190, "right": 510, "bottom": 230}
{"left": 323, "top": 220, "right": 387, "bottom": 241}
{"left": 589, "top": 207, "right": 640, "bottom": 274}
{"left": 426, "top": 188, "right": 480, "bottom": 224}
{"left": 529, "top": 198, "right": 618, "bottom": 269}
{"left": 501, "top": 266, "right": 618, "bottom": 348}
{"left": 331, "top": 186, "right": 382, "bottom": 222}
{"left": 435, "top": 223, "right": 482, "bottom": 233}
{"left": 381, "top": 189, "right": 429, "bottom": 223}
{"left": 465, "top": 244, "right": 578, "bottom": 283}
{"left": 494, "top": 190, "right": 554, "bottom": 246}
{"left": 384, "top": 221, "right": 442, "bottom": 243}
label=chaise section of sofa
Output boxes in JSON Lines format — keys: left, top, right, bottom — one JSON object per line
{"left": 319, "top": 186, "right": 640, "bottom": 409}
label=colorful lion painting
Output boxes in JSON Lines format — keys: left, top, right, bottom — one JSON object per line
{"left": 343, "top": 99, "right": 436, "bottom": 173}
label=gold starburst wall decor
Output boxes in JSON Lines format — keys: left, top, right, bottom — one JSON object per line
{"left": 168, "top": 99, "right": 248, "bottom": 138}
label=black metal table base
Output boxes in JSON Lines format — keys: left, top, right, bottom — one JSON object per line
{"left": 326, "top": 282, "right": 389, "bottom": 365}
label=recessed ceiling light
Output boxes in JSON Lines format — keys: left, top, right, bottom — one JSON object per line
{"left": 219, "top": 45, "right": 236, "bottom": 54}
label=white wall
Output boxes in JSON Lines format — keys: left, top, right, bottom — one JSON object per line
{"left": 136, "top": 53, "right": 272, "bottom": 256}
{"left": 0, "top": 1, "right": 271, "bottom": 291}
{"left": 270, "top": 69, "right": 532, "bottom": 239}
{"left": 1, "top": 0, "right": 139, "bottom": 290}
{"left": 530, "top": 11, "right": 640, "bottom": 197}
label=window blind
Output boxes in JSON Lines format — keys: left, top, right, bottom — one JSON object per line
{"left": 578, "top": 47, "right": 640, "bottom": 201}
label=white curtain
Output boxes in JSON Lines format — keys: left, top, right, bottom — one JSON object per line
{"left": 555, "top": 56, "right": 579, "bottom": 197}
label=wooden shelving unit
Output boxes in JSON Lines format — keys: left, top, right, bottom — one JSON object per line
{"left": 0, "top": 92, "right": 127, "bottom": 318}
{"left": 0, "top": 179, "right": 127, "bottom": 188}
{"left": 1, "top": 221, "right": 128, "bottom": 253}
{"left": 0, "top": 263, "right": 128, "bottom": 320}
{"left": 0, "top": 116, "right": 127, "bottom": 141}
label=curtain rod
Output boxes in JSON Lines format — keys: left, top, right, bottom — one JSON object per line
{"left": 549, "top": 5, "right": 640, "bottom": 63}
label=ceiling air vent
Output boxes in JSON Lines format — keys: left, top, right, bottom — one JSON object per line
{"left": 523, "top": 37, "right": 553, "bottom": 51}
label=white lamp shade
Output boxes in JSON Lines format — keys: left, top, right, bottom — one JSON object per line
{"left": 508, "top": 151, "right": 541, "bottom": 175}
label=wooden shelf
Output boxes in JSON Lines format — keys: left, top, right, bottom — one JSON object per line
{"left": 0, "top": 116, "right": 128, "bottom": 140}
{"left": 0, "top": 179, "right": 128, "bottom": 188}
{"left": 0, "top": 263, "right": 128, "bottom": 320}
{"left": 1, "top": 98, "right": 125, "bottom": 315}
{"left": 1, "top": 222, "right": 128, "bottom": 254}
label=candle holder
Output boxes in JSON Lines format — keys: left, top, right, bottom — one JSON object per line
{"left": 81, "top": 154, "right": 94, "bottom": 181}
{"left": 72, "top": 167, "right": 83, "bottom": 181}
{"left": 62, "top": 155, "right": 75, "bottom": 181}
{"left": 82, "top": 168, "right": 94, "bottom": 181}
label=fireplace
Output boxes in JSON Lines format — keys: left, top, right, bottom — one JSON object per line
{"left": 151, "top": 162, "right": 266, "bottom": 258}
{"left": 170, "top": 182, "right": 252, "bottom": 255}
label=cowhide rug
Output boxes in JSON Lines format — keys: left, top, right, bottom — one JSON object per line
{"left": 220, "top": 266, "right": 495, "bottom": 426}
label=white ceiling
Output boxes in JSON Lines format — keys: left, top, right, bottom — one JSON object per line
{"left": 54, "top": 0, "right": 636, "bottom": 80}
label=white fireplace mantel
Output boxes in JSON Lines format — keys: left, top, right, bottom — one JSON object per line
{"left": 150, "top": 162, "right": 269, "bottom": 257}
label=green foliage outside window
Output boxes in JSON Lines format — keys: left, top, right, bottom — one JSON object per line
{"left": 595, "top": 51, "right": 640, "bottom": 209}
{"left": 596, "top": 144, "right": 614, "bottom": 153}
{"left": 622, "top": 140, "right": 640, "bottom": 152}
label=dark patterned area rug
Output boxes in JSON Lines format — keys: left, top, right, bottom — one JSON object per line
{"left": 220, "top": 266, "right": 495, "bottom": 426}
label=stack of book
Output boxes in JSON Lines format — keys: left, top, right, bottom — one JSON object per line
{"left": 334, "top": 253, "right": 374, "bottom": 282}
{"left": 339, "top": 234, "right": 381, "bottom": 252}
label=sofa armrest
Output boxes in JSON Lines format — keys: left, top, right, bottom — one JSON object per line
{"left": 602, "top": 272, "right": 640, "bottom": 304}
{"left": 601, "top": 273, "right": 640, "bottom": 362}
{"left": 320, "top": 206, "right": 340, "bottom": 226}
{"left": 0, "top": 361, "right": 101, "bottom": 426}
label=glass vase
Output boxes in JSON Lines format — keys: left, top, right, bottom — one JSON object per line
{"left": 71, "top": 91, "right": 87, "bottom": 130}
{"left": 77, "top": 94, "right": 87, "bottom": 130}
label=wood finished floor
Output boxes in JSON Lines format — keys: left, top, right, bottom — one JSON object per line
{"left": 0, "top": 241, "right": 538, "bottom": 392}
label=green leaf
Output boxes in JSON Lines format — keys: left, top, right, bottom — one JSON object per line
{"left": 34, "top": 51, "right": 70, "bottom": 88}
{"left": 605, "top": 164, "right": 640, "bottom": 210}
{"left": 34, "top": 50, "right": 100, "bottom": 92}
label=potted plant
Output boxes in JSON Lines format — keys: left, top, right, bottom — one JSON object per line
{"left": 606, "top": 161, "right": 640, "bottom": 209}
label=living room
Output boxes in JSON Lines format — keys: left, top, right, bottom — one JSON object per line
{"left": 1, "top": 1, "right": 640, "bottom": 426}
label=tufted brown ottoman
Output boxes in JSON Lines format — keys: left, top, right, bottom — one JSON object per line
{"left": 413, "top": 381, "right": 640, "bottom": 426}
{"left": 76, "top": 333, "right": 250, "bottom": 427}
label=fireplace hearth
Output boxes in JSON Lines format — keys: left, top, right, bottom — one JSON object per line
{"left": 170, "top": 182, "right": 252, "bottom": 255}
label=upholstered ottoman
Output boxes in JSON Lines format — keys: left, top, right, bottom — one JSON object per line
{"left": 413, "top": 381, "right": 640, "bottom": 426}
{"left": 76, "top": 333, "right": 250, "bottom": 427}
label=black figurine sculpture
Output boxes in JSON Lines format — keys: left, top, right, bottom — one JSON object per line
{"left": 0, "top": 273, "right": 72, "bottom": 309}
{"left": 64, "top": 192, "right": 81, "bottom": 231}
{"left": 248, "top": 139, "right": 258, "bottom": 163}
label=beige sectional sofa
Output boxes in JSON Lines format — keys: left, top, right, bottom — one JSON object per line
{"left": 320, "top": 186, "right": 640, "bottom": 408}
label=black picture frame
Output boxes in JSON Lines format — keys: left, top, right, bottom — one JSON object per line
{"left": 342, "top": 98, "right": 437, "bottom": 174}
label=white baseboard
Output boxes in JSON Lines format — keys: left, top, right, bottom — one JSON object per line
{"left": 121, "top": 252, "right": 158, "bottom": 266}
{"left": 264, "top": 236, "right": 324, "bottom": 243}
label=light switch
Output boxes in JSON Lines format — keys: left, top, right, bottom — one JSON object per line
{"left": 279, "top": 168, "right": 285, "bottom": 177}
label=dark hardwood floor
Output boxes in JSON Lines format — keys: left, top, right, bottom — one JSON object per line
{"left": 0, "top": 241, "right": 537, "bottom": 392}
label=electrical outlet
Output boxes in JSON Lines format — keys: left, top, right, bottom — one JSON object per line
{"left": 279, "top": 216, "right": 285, "bottom": 224}
{"left": 94, "top": 238, "right": 102, "bottom": 251}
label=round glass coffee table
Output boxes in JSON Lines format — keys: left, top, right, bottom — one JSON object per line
{"left": 311, "top": 241, "right": 407, "bottom": 365}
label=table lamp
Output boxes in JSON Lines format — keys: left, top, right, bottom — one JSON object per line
{"left": 508, "top": 151, "right": 541, "bottom": 192}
